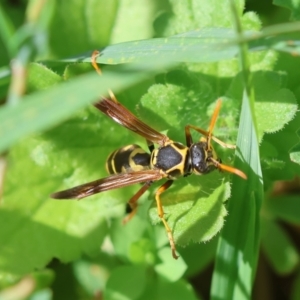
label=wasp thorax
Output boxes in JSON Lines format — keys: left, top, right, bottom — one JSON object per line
{"left": 190, "top": 142, "right": 217, "bottom": 175}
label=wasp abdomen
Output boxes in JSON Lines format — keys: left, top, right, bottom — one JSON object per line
{"left": 106, "top": 144, "right": 151, "bottom": 175}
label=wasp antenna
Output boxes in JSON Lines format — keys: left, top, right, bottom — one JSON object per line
{"left": 91, "top": 50, "right": 102, "bottom": 75}
{"left": 211, "top": 158, "right": 247, "bottom": 179}
{"left": 207, "top": 99, "right": 222, "bottom": 149}
{"left": 220, "top": 163, "right": 247, "bottom": 179}
{"left": 208, "top": 99, "right": 222, "bottom": 134}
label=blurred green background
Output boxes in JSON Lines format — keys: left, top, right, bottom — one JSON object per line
{"left": 1, "top": 0, "right": 300, "bottom": 299}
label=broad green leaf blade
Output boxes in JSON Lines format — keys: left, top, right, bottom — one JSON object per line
{"left": 0, "top": 61, "right": 173, "bottom": 153}
{"left": 56, "top": 24, "right": 300, "bottom": 65}
{"left": 63, "top": 28, "right": 247, "bottom": 64}
{"left": 261, "top": 219, "right": 299, "bottom": 275}
{"left": 211, "top": 92, "right": 263, "bottom": 300}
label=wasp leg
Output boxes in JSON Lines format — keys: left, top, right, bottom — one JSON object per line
{"left": 185, "top": 99, "right": 235, "bottom": 149}
{"left": 91, "top": 50, "right": 117, "bottom": 102}
{"left": 185, "top": 125, "right": 236, "bottom": 149}
{"left": 123, "top": 181, "right": 153, "bottom": 224}
{"left": 184, "top": 99, "right": 221, "bottom": 147}
{"left": 155, "top": 180, "right": 179, "bottom": 259}
{"left": 184, "top": 125, "right": 195, "bottom": 147}
{"left": 91, "top": 50, "right": 102, "bottom": 75}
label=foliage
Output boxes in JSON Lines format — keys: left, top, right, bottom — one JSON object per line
{"left": 0, "top": 0, "right": 300, "bottom": 299}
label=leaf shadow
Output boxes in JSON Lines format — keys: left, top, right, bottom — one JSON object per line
{"left": 0, "top": 209, "right": 107, "bottom": 275}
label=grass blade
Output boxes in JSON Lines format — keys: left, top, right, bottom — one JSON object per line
{"left": 0, "top": 61, "right": 173, "bottom": 153}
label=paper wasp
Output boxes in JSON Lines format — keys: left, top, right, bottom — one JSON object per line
{"left": 51, "top": 52, "right": 247, "bottom": 259}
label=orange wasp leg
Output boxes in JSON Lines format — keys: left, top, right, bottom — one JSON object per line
{"left": 185, "top": 125, "right": 236, "bottom": 149}
{"left": 91, "top": 50, "right": 117, "bottom": 102}
{"left": 185, "top": 100, "right": 235, "bottom": 149}
{"left": 122, "top": 181, "right": 153, "bottom": 224}
{"left": 155, "top": 180, "right": 179, "bottom": 259}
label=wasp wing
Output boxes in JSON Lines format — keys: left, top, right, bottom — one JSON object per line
{"left": 94, "top": 98, "right": 169, "bottom": 146}
{"left": 51, "top": 169, "right": 163, "bottom": 200}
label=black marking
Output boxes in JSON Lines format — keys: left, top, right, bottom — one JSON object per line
{"left": 183, "top": 148, "right": 191, "bottom": 174}
{"left": 114, "top": 148, "right": 131, "bottom": 173}
{"left": 132, "top": 152, "right": 150, "bottom": 167}
{"left": 106, "top": 151, "right": 117, "bottom": 174}
{"left": 154, "top": 143, "right": 184, "bottom": 171}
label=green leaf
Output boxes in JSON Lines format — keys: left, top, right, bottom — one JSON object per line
{"left": 27, "top": 63, "right": 63, "bottom": 92}
{"left": 265, "top": 195, "right": 300, "bottom": 224}
{"left": 73, "top": 259, "right": 109, "bottom": 295}
{"left": 262, "top": 112, "right": 300, "bottom": 176}
{"left": 179, "top": 238, "right": 218, "bottom": 277}
{"left": 110, "top": 215, "right": 156, "bottom": 263}
{"left": 0, "top": 3, "right": 16, "bottom": 57}
{"left": 0, "top": 132, "right": 111, "bottom": 274}
{"left": 110, "top": 0, "right": 157, "bottom": 43}
{"left": 261, "top": 219, "right": 299, "bottom": 275}
{"left": 211, "top": 92, "right": 263, "bottom": 299}
{"left": 73, "top": 28, "right": 243, "bottom": 65}
{"left": 154, "top": 247, "right": 187, "bottom": 282}
{"left": 227, "top": 70, "right": 297, "bottom": 141}
{"left": 290, "top": 131, "right": 300, "bottom": 165}
{"left": 48, "top": 0, "right": 118, "bottom": 57}
{"left": 149, "top": 177, "right": 229, "bottom": 246}
{"left": 139, "top": 274, "right": 199, "bottom": 300}
{"left": 139, "top": 72, "right": 214, "bottom": 136}
{"left": 104, "top": 265, "right": 147, "bottom": 300}
{"left": 273, "top": 0, "right": 300, "bottom": 20}
{"left": 157, "top": 0, "right": 251, "bottom": 35}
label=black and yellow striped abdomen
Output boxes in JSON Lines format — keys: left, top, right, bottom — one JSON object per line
{"left": 106, "top": 144, "right": 151, "bottom": 175}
